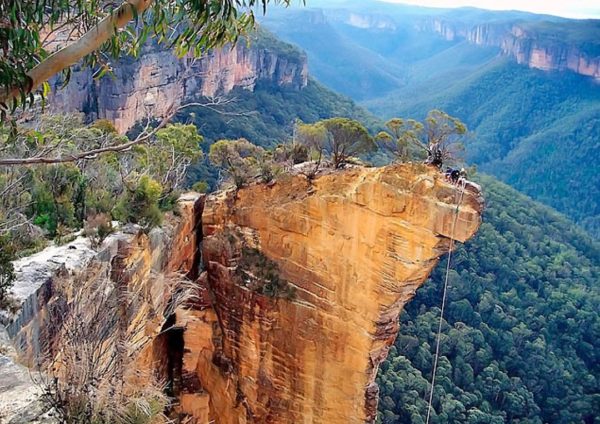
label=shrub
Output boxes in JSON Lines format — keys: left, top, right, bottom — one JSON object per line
{"left": 192, "top": 180, "right": 210, "bottom": 193}
{"left": 84, "top": 213, "right": 113, "bottom": 249}
{"left": 114, "top": 176, "right": 163, "bottom": 230}
{"left": 236, "top": 246, "right": 296, "bottom": 299}
{"left": 208, "top": 138, "right": 265, "bottom": 189}
{"left": 90, "top": 119, "right": 118, "bottom": 134}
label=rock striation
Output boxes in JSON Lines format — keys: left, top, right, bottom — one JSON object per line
{"left": 47, "top": 36, "right": 308, "bottom": 133}
{"left": 189, "top": 163, "right": 482, "bottom": 423}
{"left": 3, "top": 164, "right": 483, "bottom": 423}
{"left": 418, "top": 19, "right": 600, "bottom": 80}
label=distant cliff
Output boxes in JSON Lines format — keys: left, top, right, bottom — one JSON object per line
{"left": 48, "top": 31, "right": 308, "bottom": 133}
{"left": 4, "top": 164, "right": 483, "bottom": 423}
{"left": 417, "top": 18, "right": 600, "bottom": 80}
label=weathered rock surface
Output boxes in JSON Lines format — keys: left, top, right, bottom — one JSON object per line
{"left": 3, "top": 164, "right": 483, "bottom": 423}
{"left": 418, "top": 19, "right": 600, "bottom": 80}
{"left": 185, "top": 163, "right": 483, "bottom": 423}
{"left": 47, "top": 37, "right": 308, "bottom": 133}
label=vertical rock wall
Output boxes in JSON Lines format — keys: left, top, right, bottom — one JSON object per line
{"left": 185, "top": 164, "right": 483, "bottom": 423}
{"left": 47, "top": 40, "right": 308, "bottom": 133}
{"left": 4, "top": 164, "right": 483, "bottom": 423}
{"left": 418, "top": 19, "right": 600, "bottom": 80}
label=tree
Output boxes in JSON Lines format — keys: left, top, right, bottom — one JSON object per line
{"left": 134, "top": 123, "right": 203, "bottom": 205}
{"left": 113, "top": 175, "right": 164, "bottom": 229}
{"left": 319, "top": 117, "right": 375, "bottom": 168}
{"left": 295, "top": 120, "right": 328, "bottom": 177}
{"left": 0, "top": 0, "right": 294, "bottom": 113}
{"left": 31, "top": 164, "right": 85, "bottom": 235}
{"left": 0, "top": 234, "right": 15, "bottom": 308}
{"left": 380, "top": 110, "right": 467, "bottom": 166}
{"left": 421, "top": 110, "right": 467, "bottom": 166}
{"left": 208, "top": 138, "right": 265, "bottom": 188}
{"left": 375, "top": 118, "right": 423, "bottom": 162}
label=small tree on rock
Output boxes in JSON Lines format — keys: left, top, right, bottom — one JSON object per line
{"left": 420, "top": 110, "right": 467, "bottom": 165}
{"left": 381, "top": 110, "right": 467, "bottom": 167}
{"left": 376, "top": 118, "right": 423, "bottom": 162}
{"left": 208, "top": 139, "right": 265, "bottom": 189}
{"left": 320, "top": 118, "right": 375, "bottom": 169}
{"left": 295, "top": 121, "right": 329, "bottom": 178}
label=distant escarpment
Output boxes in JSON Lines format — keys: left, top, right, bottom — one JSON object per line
{"left": 48, "top": 33, "right": 308, "bottom": 133}
{"left": 418, "top": 18, "right": 600, "bottom": 80}
{"left": 5, "top": 164, "right": 482, "bottom": 423}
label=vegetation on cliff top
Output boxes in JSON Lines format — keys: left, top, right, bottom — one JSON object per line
{"left": 181, "top": 78, "right": 385, "bottom": 188}
{"left": 377, "top": 175, "right": 600, "bottom": 424}
{"left": 0, "top": 115, "right": 203, "bottom": 307}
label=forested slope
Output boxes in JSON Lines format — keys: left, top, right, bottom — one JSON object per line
{"left": 368, "top": 60, "right": 600, "bottom": 238}
{"left": 377, "top": 175, "right": 600, "bottom": 423}
{"left": 262, "top": 2, "right": 600, "bottom": 237}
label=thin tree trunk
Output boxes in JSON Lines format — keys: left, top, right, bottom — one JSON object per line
{"left": 0, "top": 0, "right": 154, "bottom": 105}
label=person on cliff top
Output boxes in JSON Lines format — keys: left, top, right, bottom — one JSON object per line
{"left": 451, "top": 168, "right": 461, "bottom": 184}
{"left": 445, "top": 167, "right": 453, "bottom": 182}
{"left": 459, "top": 167, "right": 468, "bottom": 185}
{"left": 426, "top": 142, "right": 443, "bottom": 169}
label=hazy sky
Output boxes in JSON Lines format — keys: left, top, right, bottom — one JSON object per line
{"left": 381, "top": 0, "right": 600, "bottom": 19}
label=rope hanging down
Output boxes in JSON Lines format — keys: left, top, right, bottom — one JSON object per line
{"left": 425, "top": 180, "right": 467, "bottom": 424}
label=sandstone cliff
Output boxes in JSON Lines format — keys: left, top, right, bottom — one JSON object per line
{"left": 47, "top": 33, "right": 308, "bottom": 133}
{"left": 418, "top": 19, "right": 600, "bottom": 80}
{"left": 3, "top": 164, "right": 483, "bottom": 423}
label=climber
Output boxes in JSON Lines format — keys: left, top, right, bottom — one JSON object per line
{"left": 450, "top": 168, "right": 460, "bottom": 184}
{"left": 444, "top": 167, "right": 453, "bottom": 182}
{"left": 458, "top": 167, "right": 468, "bottom": 185}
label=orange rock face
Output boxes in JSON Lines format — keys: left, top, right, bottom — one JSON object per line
{"left": 47, "top": 42, "right": 308, "bottom": 133}
{"left": 6, "top": 164, "right": 482, "bottom": 424}
{"left": 182, "top": 164, "right": 483, "bottom": 423}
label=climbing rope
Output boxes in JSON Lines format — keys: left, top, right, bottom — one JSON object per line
{"left": 425, "top": 179, "right": 467, "bottom": 424}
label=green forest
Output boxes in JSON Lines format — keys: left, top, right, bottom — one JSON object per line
{"left": 377, "top": 175, "right": 600, "bottom": 423}
{"left": 262, "top": 4, "right": 600, "bottom": 237}
{"left": 1, "top": 1, "right": 599, "bottom": 421}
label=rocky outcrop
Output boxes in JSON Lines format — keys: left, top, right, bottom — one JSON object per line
{"left": 182, "top": 163, "right": 483, "bottom": 423}
{"left": 3, "top": 164, "right": 483, "bottom": 423}
{"left": 418, "top": 18, "right": 600, "bottom": 80}
{"left": 4, "top": 193, "right": 203, "bottom": 364}
{"left": 48, "top": 36, "right": 308, "bottom": 133}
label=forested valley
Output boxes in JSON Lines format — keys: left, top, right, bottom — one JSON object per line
{"left": 0, "top": 0, "right": 599, "bottom": 423}
{"left": 378, "top": 176, "right": 600, "bottom": 423}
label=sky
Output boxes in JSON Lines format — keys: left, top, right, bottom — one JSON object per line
{"left": 381, "top": 0, "right": 600, "bottom": 19}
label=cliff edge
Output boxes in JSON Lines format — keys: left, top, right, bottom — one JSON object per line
{"left": 3, "top": 164, "right": 483, "bottom": 423}
{"left": 185, "top": 163, "right": 483, "bottom": 423}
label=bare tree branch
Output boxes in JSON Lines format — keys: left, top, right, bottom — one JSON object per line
{"left": 0, "top": 96, "right": 251, "bottom": 166}
{"left": 0, "top": 106, "right": 173, "bottom": 166}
